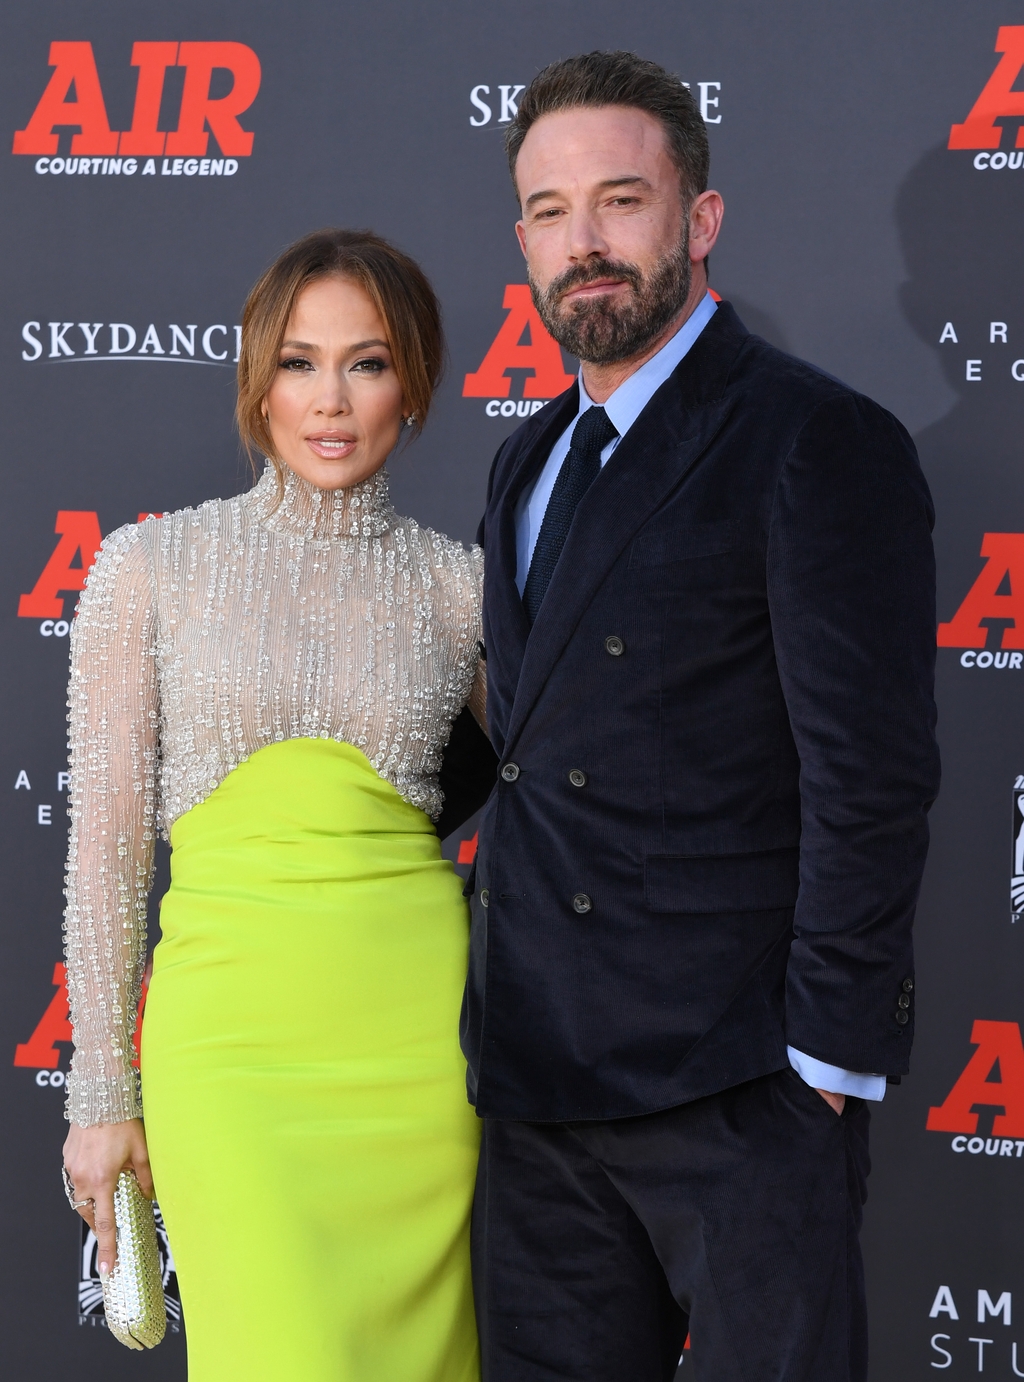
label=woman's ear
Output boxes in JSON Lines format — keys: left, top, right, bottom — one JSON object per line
{"left": 261, "top": 399, "right": 269, "bottom": 420}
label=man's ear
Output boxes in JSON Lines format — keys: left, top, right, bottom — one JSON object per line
{"left": 689, "top": 190, "right": 725, "bottom": 265}
{"left": 515, "top": 220, "right": 528, "bottom": 258}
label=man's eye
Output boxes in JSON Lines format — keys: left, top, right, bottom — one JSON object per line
{"left": 280, "top": 356, "right": 313, "bottom": 371}
{"left": 352, "top": 357, "right": 386, "bottom": 374}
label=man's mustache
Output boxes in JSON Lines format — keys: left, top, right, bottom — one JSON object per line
{"left": 546, "top": 259, "right": 643, "bottom": 305}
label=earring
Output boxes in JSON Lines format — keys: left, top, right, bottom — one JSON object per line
{"left": 404, "top": 414, "right": 416, "bottom": 428}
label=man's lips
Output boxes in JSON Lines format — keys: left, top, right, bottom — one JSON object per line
{"left": 560, "top": 278, "right": 628, "bottom": 301}
{"left": 305, "top": 432, "right": 357, "bottom": 458}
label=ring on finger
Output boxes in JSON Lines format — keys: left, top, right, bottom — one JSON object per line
{"left": 61, "top": 1165, "right": 95, "bottom": 1213}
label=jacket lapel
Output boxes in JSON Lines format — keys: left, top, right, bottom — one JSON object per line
{"left": 501, "top": 305, "right": 748, "bottom": 753}
{"left": 484, "top": 385, "right": 579, "bottom": 735}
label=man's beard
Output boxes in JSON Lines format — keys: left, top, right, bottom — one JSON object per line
{"left": 528, "top": 240, "right": 692, "bottom": 366}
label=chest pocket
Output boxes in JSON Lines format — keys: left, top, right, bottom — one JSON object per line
{"left": 628, "top": 519, "right": 749, "bottom": 568}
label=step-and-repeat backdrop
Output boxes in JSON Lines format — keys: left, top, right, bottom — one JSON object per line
{"left": 2, "top": 2, "right": 1023, "bottom": 1377}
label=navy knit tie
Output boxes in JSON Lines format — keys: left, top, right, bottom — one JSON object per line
{"left": 523, "top": 406, "right": 618, "bottom": 625}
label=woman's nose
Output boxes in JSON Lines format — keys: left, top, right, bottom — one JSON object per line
{"left": 315, "top": 374, "right": 350, "bottom": 415}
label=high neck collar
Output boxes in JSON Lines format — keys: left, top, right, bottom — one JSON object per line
{"left": 245, "top": 462, "right": 395, "bottom": 540}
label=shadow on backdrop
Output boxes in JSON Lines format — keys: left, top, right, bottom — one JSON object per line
{"left": 723, "top": 297, "right": 793, "bottom": 356}
{"left": 896, "top": 142, "right": 1024, "bottom": 617}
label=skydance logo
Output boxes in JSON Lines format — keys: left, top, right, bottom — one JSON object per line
{"left": 12, "top": 41, "right": 260, "bottom": 178}
{"left": 20, "top": 319, "right": 240, "bottom": 364}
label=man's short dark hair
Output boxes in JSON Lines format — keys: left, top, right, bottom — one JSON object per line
{"left": 505, "top": 51, "right": 710, "bottom": 204}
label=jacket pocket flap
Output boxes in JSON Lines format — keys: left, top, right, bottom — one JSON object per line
{"left": 629, "top": 519, "right": 744, "bottom": 567}
{"left": 644, "top": 848, "right": 799, "bottom": 914}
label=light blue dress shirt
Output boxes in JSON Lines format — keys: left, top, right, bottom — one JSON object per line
{"left": 514, "top": 291, "right": 886, "bottom": 1103}
{"left": 515, "top": 291, "right": 718, "bottom": 589}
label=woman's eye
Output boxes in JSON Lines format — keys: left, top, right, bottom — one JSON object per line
{"left": 279, "top": 356, "right": 313, "bottom": 372}
{"left": 352, "top": 357, "right": 386, "bottom": 374}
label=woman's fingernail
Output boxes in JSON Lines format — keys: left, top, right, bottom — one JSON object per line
{"left": 99, "top": 1262, "right": 110, "bottom": 1281}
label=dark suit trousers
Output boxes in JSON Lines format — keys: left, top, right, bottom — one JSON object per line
{"left": 472, "top": 1069, "right": 871, "bottom": 1382}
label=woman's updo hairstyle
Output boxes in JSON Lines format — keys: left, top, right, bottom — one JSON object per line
{"left": 236, "top": 228, "right": 445, "bottom": 480}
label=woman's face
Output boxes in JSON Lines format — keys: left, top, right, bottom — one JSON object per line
{"left": 263, "top": 275, "right": 406, "bottom": 491}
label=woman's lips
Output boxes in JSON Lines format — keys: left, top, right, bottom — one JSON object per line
{"left": 305, "top": 433, "right": 357, "bottom": 459}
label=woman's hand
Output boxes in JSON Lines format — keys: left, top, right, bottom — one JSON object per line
{"left": 63, "top": 1118, "right": 153, "bottom": 1278}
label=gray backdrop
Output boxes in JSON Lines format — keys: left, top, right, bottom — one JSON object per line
{"left": 2, "top": 2, "right": 1022, "bottom": 1377}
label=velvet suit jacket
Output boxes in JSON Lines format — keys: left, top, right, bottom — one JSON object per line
{"left": 461, "top": 302, "right": 939, "bottom": 1122}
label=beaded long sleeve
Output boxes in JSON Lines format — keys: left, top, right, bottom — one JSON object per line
{"left": 64, "top": 531, "right": 158, "bottom": 1126}
{"left": 64, "top": 465, "right": 484, "bottom": 1126}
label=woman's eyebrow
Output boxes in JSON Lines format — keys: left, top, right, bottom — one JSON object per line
{"left": 278, "top": 339, "right": 390, "bottom": 352}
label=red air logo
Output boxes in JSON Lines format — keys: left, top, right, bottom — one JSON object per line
{"left": 18, "top": 510, "right": 159, "bottom": 630}
{"left": 938, "top": 534, "right": 1024, "bottom": 668}
{"left": 14, "top": 964, "right": 74, "bottom": 1071}
{"left": 18, "top": 511, "right": 102, "bottom": 623}
{"left": 14, "top": 962, "right": 148, "bottom": 1088}
{"left": 13, "top": 42, "right": 260, "bottom": 172}
{"left": 950, "top": 27, "right": 1024, "bottom": 165}
{"left": 927, "top": 1020, "right": 1024, "bottom": 1156}
{"left": 464, "top": 285, "right": 574, "bottom": 418}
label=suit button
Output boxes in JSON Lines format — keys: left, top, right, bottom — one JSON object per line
{"left": 480, "top": 888, "right": 489, "bottom": 908}
{"left": 902, "top": 978, "right": 914, "bottom": 993}
{"left": 895, "top": 1010, "right": 909, "bottom": 1025}
{"left": 604, "top": 635, "right": 625, "bottom": 656}
{"left": 500, "top": 763, "right": 520, "bottom": 782}
{"left": 568, "top": 769, "right": 587, "bottom": 787}
{"left": 572, "top": 893, "right": 592, "bottom": 914}
{"left": 898, "top": 993, "right": 911, "bottom": 1009}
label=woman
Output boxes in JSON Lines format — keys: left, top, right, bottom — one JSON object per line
{"left": 61, "top": 229, "right": 485, "bottom": 1380}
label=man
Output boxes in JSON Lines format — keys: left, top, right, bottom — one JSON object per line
{"left": 461, "top": 51, "right": 938, "bottom": 1382}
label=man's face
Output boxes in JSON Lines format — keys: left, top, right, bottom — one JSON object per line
{"left": 514, "top": 105, "right": 692, "bottom": 365}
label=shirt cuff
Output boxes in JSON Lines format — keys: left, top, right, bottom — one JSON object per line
{"left": 786, "top": 1046, "right": 887, "bottom": 1102}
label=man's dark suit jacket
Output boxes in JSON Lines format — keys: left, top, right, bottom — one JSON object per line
{"left": 460, "top": 301, "right": 939, "bottom": 1123}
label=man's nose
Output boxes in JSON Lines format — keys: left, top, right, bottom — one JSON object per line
{"left": 566, "top": 210, "right": 610, "bottom": 262}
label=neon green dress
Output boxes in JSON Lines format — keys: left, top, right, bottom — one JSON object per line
{"left": 62, "top": 466, "right": 484, "bottom": 1380}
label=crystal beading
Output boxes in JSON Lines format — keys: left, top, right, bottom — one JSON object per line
{"left": 63, "top": 464, "right": 483, "bottom": 1126}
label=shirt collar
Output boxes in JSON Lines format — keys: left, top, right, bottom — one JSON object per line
{"left": 577, "top": 290, "right": 718, "bottom": 438}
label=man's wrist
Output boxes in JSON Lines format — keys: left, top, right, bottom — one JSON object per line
{"left": 787, "top": 1046, "right": 887, "bottom": 1102}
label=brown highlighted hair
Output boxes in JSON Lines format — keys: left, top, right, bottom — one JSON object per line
{"left": 505, "top": 51, "right": 710, "bottom": 205}
{"left": 236, "top": 228, "right": 444, "bottom": 478}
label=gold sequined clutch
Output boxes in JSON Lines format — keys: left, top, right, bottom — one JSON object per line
{"left": 102, "top": 1171, "right": 167, "bottom": 1349}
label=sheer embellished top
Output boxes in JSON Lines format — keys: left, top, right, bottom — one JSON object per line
{"left": 63, "top": 464, "right": 484, "bottom": 1126}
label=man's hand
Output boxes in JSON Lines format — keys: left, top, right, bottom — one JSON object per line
{"left": 815, "top": 1088, "right": 845, "bottom": 1116}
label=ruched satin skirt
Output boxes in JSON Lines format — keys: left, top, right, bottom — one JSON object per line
{"left": 141, "top": 738, "right": 480, "bottom": 1381}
